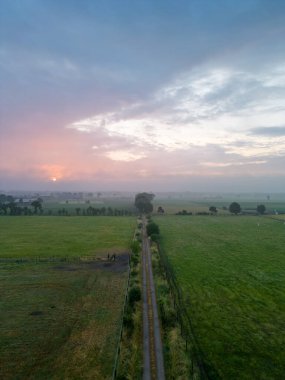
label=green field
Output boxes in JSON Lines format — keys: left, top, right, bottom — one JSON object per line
{"left": 0, "top": 216, "right": 135, "bottom": 379}
{"left": 154, "top": 197, "right": 285, "bottom": 215}
{"left": 0, "top": 216, "right": 135, "bottom": 258}
{"left": 36, "top": 197, "right": 136, "bottom": 215}
{"left": 156, "top": 215, "right": 285, "bottom": 379}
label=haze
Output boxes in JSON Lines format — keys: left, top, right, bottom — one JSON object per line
{"left": 1, "top": 0, "right": 285, "bottom": 192}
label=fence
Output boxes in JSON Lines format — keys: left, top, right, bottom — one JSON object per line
{"left": 111, "top": 253, "right": 131, "bottom": 380}
{"left": 157, "top": 241, "right": 220, "bottom": 380}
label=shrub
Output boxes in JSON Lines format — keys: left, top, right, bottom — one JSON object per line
{"left": 128, "top": 286, "right": 141, "bottom": 307}
{"left": 131, "top": 254, "right": 139, "bottom": 267}
{"left": 130, "top": 240, "right": 140, "bottom": 254}
{"left": 150, "top": 233, "right": 160, "bottom": 243}
{"left": 146, "top": 222, "right": 160, "bottom": 236}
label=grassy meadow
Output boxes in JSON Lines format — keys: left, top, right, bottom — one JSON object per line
{"left": 0, "top": 216, "right": 135, "bottom": 258}
{"left": 156, "top": 215, "right": 285, "bottom": 380}
{"left": 1, "top": 216, "right": 135, "bottom": 379}
{"left": 37, "top": 197, "right": 136, "bottom": 215}
{"left": 153, "top": 196, "right": 285, "bottom": 215}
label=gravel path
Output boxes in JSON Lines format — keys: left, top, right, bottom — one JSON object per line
{"left": 142, "top": 218, "right": 165, "bottom": 380}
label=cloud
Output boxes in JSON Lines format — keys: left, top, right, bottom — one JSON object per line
{"left": 67, "top": 63, "right": 285, "bottom": 159}
{"left": 105, "top": 150, "right": 146, "bottom": 162}
{"left": 249, "top": 126, "right": 285, "bottom": 137}
{"left": 2, "top": 1, "right": 285, "bottom": 191}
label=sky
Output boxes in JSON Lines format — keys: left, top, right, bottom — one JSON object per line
{"left": 1, "top": 0, "right": 285, "bottom": 192}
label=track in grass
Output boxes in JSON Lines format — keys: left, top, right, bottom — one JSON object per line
{"left": 142, "top": 218, "right": 165, "bottom": 380}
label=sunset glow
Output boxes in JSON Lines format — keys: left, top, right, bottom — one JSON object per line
{"left": 1, "top": 1, "right": 285, "bottom": 191}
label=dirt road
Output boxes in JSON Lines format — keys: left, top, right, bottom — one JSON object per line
{"left": 142, "top": 218, "right": 165, "bottom": 380}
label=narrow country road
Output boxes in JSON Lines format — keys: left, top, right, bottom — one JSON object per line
{"left": 142, "top": 217, "right": 165, "bottom": 380}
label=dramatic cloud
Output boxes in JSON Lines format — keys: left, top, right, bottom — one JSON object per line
{"left": 68, "top": 64, "right": 285, "bottom": 163}
{"left": 1, "top": 0, "right": 285, "bottom": 191}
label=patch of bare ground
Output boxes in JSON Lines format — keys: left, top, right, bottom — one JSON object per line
{"left": 53, "top": 252, "right": 129, "bottom": 273}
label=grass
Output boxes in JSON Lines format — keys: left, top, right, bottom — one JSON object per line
{"left": 0, "top": 216, "right": 135, "bottom": 258}
{"left": 1, "top": 216, "right": 135, "bottom": 379}
{"left": 37, "top": 198, "right": 136, "bottom": 215}
{"left": 151, "top": 245, "right": 191, "bottom": 379}
{"left": 0, "top": 261, "right": 128, "bottom": 379}
{"left": 156, "top": 215, "right": 285, "bottom": 380}
{"left": 154, "top": 198, "right": 285, "bottom": 214}
{"left": 117, "top": 221, "right": 143, "bottom": 379}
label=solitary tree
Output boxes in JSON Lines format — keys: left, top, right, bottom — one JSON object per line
{"left": 257, "top": 204, "right": 266, "bottom": 214}
{"left": 229, "top": 202, "right": 241, "bottom": 215}
{"left": 157, "top": 206, "right": 165, "bottom": 214}
{"left": 134, "top": 192, "right": 155, "bottom": 214}
{"left": 209, "top": 206, "right": 217, "bottom": 214}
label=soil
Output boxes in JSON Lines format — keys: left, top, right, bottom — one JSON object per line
{"left": 53, "top": 253, "right": 129, "bottom": 273}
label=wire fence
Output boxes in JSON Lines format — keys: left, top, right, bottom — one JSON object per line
{"left": 111, "top": 223, "right": 140, "bottom": 379}
{"left": 111, "top": 253, "right": 131, "bottom": 380}
{"left": 157, "top": 241, "right": 219, "bottom": 380}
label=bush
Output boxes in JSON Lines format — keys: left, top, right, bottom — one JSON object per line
{"left": 131, "top": 254, "right": 139, "bottom": 267}
{"left": 128, "top": 286, "right": 141, "bottom": 307}
{"left": 150, "top": 233, "right": 160, "bottom": 243}
{"left": 123, "top": 307, "right": 134, "bottom": 331}
{"left": 147, "top": 222, "right": 160, "bottom": 236}
{"left": 130, "top": 240, "right": 140, "bottom": 254}
{"left": 131, "top": 269, "right": 138, "bottom": 277}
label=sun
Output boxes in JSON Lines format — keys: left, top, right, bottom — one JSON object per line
{"left": 51, "top": 177, "right": 57, "bottom": 182}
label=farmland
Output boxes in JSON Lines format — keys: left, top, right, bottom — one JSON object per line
{"left": 0, "top": 216, "right": 135, "bottom": 258}
{"left": 156, "top": 215, "right": 285, "bottom": 379}
{"left": 153, "top": 194, "right": 285, "bottom": 215}
{"left": 0, "top": 216, "right": 135, "bottom": 379}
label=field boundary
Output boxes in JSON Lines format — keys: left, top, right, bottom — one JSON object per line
{"left": 157, "top": 240, "right": 218, "bottom": 380}
{"left": 111, "top": 254, "right": 131, "bottom": 380}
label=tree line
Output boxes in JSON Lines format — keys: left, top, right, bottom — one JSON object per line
{"left": 0, "top": 195, "right": 43, "bottom": 215}
{"left": 175, "top": 202, "right": 267, "bottom": 216}
{"left": 0, "top": 194, "right": 135, "bottom": 216}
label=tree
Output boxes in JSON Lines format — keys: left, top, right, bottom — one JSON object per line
{"left": 7, "top": 201, "right": 17, "bottom": 215}
{"left": 134, "top": 192, "right": 155, "bottom": 214}
{"left": 229, "top": 202, "right": 241, "bottom": 215}
{"left": 146, "top": 222, "right": 160, "bottom": 236}
{"left": 209, "top": 206, "right": 217, "bottom": 214}
{"left": 257, "top": 204, "right": 266, "bottom": 214}
{"left": 31, "top": 198, "right": 43, "bottom": 214}
{"left": 157, "top": 206, "right": 165, "bottom": 214}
